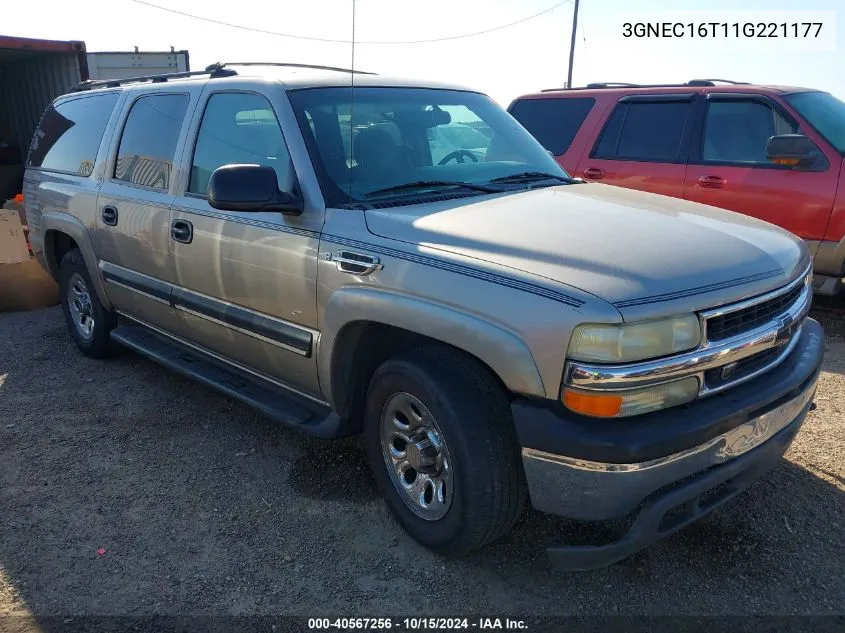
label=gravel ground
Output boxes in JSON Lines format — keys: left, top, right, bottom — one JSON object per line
{"left": 0, "top": 300, "right": 843, "bottom": 622}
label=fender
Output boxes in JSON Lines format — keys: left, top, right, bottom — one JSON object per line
{"left": 812, "top": 235, "right": 845, "bottom": 278}
{"left": 318, "top": 286, "right": 546, "bottom": 407}
{"left": 39, "top": 211, "right": 113, "bottom": 311}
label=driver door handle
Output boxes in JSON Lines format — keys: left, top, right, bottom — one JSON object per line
{"left": 329, "top": 251, "right": 383, "bottom": 276}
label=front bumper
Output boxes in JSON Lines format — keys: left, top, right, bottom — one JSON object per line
{"left": 512, "top": 318, "right": 825, "bottom": 570}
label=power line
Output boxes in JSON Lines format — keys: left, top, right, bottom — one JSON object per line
{"left": 130, "top": 0, "right": 571, "bottom": 45}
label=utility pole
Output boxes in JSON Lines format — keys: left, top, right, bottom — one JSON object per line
{"left": 566, "top": 0, "right": 580, "bottom": 89}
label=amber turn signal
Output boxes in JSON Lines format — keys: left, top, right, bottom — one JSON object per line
{"left": 562, "top": 389, "right": 623, "bottom": 418}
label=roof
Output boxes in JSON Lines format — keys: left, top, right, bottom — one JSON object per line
{"left": 516, "top": 82, "right": 818, "bottom": 100}
{"left": 71, "top": 62, "right": 476, "bottom": 94}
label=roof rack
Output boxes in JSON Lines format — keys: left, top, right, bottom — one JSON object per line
{"left": 541, "top": 78, "right": 750, "bottom": 92}
{"left": 72, "top": 63, "right": 236, "bottom": 91}
{"left": 72, "top": 61, "right": 377, "bottom": 91}
{"left": 221, "top": 62, "right": 377, "bottom": 75}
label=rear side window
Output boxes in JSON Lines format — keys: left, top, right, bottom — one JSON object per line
{"left": 27, "top": 93, "right": 119, "bottom": 176}
{"left": 593, "top": 100, "right": 691, "bottom": 162}
{"left": 114, "top": 94, "right": 190, "bottom": 189}
{"left": 509, "top": 98, "right": 595, "bottom": 155}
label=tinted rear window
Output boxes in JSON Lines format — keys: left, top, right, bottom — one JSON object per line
{"left": 593, "top": 101, "right": 691, "bottom": 162}
{"left": 509, "top": 97, "right": 595, "bottom": 155}
{"left": 114, "top": 94, "right": 190, "bottom": 189}
{"left": 27, "top": 93, "right": 120, "bottom": 176}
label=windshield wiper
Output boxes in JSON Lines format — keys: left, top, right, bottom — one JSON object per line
{"left": 488, "top": 171, "right": 572, "bottom": 184}
{"left": 362, "top": 180, "right": 501, "bottom": 198}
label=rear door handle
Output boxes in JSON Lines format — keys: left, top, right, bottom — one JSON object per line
{"left": 170, "top": 219, "right": 193, "bottom": 244}
{"left": 698, "top": 175, "right": 726, "bottom": 188}
{"left": 583, "top": 167, "right": 605, "bottom": 180}
{"left": 102, "top": 206, "right": 118, "bottom": 226}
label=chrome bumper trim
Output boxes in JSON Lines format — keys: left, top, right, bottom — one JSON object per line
{"left": 522, "top": 374, "right": 817, "bottom": 520}
{"left": 565, "top": 273, "right": 812, "bottom": 397}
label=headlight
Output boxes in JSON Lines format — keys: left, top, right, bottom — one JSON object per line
{"left": 567, "top": 315, "right": 701, "bottom": 363}
{"left": 562, "top": 376, "right": 700, "bottom": 418}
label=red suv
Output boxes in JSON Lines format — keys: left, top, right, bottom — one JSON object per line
{"left": 509, "top": 80, "right": 845, "bottom": 295}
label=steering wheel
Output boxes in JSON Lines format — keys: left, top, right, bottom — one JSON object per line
{"left": 438, "top": 149, "right": 479, "bottom": 165}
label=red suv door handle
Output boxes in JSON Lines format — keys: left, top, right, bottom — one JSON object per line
{"left": 698, "top": 175, "right": 726, "bottom": 188}
{"left": 583, "top": 167, "right": 605, "bottom": 180}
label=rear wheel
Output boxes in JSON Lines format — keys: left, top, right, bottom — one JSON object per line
{"left": 364, "top": 347, "right": 527, "bottom": 554}
{"left": 58, "top": 249, "right": 117, "bottom": 358}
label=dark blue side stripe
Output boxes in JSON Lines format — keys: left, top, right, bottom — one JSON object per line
{"left": 170, "top": 205, "right": 320, "bottom": 239}
{"left": 613, "top": 269, "right": 784, "bottom": 308}
{"left": 322, "top": 234, "right": 586, "bottom": 307}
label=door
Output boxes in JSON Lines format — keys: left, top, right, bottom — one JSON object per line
{"left": 168, "top": 89, "right": 323, "bottom": 397}
{"left": 95, "top": 91, "right": 192, "bottom": 331}
{"left": 575, "top": 94, "right": 695, "bottom": 198}
{"left": 683, "top": 95, "right": 839, "bottom": 241}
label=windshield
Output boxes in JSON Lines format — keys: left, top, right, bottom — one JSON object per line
{"left": 288, "top": 87, "right": 571, "bottom": 205}
{"left": 784, "top": 91, "right": 845, "bottom": 153}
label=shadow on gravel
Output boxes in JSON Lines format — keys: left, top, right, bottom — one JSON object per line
{"left": 462, "top": 459, "right": 844, "bottom": 583}
{"left": 288, "top": 438, "right": 377, "bottom": 502}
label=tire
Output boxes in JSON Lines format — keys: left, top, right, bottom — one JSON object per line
{"left": 58, "top": 248, "right": 117, "bottom": 358}
{"left": 364, "top": 346, "right": 527, "bottom": 555}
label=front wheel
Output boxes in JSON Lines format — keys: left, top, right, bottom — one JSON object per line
{"left": 364, "top": 347, "right": 527, "bottom": 554}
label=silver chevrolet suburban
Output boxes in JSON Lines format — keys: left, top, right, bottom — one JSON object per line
{"left": 24, "top": 63, "right": 824, "bottom": 570}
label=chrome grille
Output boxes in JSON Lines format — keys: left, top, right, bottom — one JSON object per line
{"left": 703, "top": 346, "right": 781, "bottom": 390}
{"left": 564, "top": 265, "right": 813, "bottom": 402}
{"left": 705, "top": 281, "right": 805, "bottom": 342}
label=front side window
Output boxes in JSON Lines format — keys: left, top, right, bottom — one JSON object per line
{"left": 509, "top": 97, "right": 595, "bottom": 155}
{"left": 702, "top": 100, "right": 798, "bottom": 164}
{"left": 784, "top": 91, "right": 845, "bottom": 154}
{"left": 27, "top": 92, "right": 120, "bottom": 176}
{"left": 114, "top": 94, "right": 189, "bottom": 189}
{"left": 189, "top": 92, "right": 295, "bottom": 195}
{"left": 593, "top": 100, "right": 691, "bottom": 162}
{"left": 288, "top": 87, "right": 570, "bottom": 206}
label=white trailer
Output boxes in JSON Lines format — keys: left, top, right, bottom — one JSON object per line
{"left": 86, "top": 48, "right": 190, "bottom": 81}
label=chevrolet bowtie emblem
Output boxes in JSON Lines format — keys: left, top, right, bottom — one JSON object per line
{"left": 720, "top": 361, "right": 739, "bottom": 380}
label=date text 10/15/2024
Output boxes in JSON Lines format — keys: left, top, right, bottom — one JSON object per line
{"left": 308, "top": 618, "right": 528, "bottom": 630}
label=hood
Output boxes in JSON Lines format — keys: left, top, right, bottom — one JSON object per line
{"left": 364, "top": 183, "right": 807, "bottom": 312}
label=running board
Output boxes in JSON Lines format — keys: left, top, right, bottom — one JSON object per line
{"left": 110, "top": 322, "right": 351, "bottom": 438}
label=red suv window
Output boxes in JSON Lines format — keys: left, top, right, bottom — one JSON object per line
{"left": 509, "top": 97, "right": 595, "bottom": 156}
{"left": 593, "top": 99, "right": 693, "bottom": 162}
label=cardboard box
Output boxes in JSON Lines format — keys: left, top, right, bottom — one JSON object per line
{"left": 0, "top": 209, "right": 59, "bottom": 311}
{"left": 0, "top": 257, "right": 59, "bottom": 311}
{"left": 1, "top": 208, "right": 29, "bottom": 263}
{"left": 2, "top": 197, "right": 26, "bottom": 226}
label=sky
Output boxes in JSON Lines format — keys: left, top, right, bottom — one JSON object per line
{"left": 5, "top": 0, "right": 844, "bottom": 106}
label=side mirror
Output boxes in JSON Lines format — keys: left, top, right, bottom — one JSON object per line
{"left": 766, "top": 134, "right": 817, "bottom": 168}
{"left": 208, "top": 164, "right": 303, "bottom": 215}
